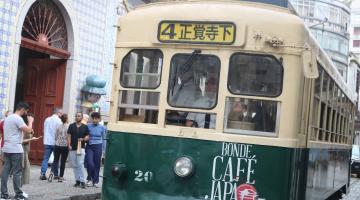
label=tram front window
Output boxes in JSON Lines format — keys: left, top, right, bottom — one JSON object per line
{"left": 166, "top": 53, "right": 220, "bottom": 128}
{"left": 228, "top": 53, "right": 283, "bottom": 97}
{"left": 167, "top": 54, "right": 220, "bottom": 109}
{"left": 224, "top": 97, "right": 279, "bottom": 136}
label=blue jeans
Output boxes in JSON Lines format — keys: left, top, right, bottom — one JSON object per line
{"left": 86, "top": 143, "right": 102, "bottom": 184}
{"left": 41, "top": 145, "right": 55, "bottom": 176}
{"left": 69, "top": 149, "right": 86, "bottom": 182}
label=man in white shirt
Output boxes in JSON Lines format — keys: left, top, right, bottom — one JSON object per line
{"left": 186, "top": 77, "right": 217, "bottom": 129}
{"left": 1, "top": 102, "right": 33, "bottom": 200}
{"left": 40, "top": 108, "right": 62, "bottom": 180}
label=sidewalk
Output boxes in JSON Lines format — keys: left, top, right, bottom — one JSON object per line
{"left": 4, "top": 165, "right": 102, "bottom": 200}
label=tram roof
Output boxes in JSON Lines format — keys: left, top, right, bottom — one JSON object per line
{"left": 117, "top": 1, "right": 304, "bottom": 47}
{"left": 117, "top": 0, "right": 357, "bottom": 103}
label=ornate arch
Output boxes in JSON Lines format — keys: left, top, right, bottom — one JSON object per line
{"left": 22, "top": 0, "right": 68, "bottom": 50}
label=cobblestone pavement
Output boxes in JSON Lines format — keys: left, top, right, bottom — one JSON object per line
{"left": 5, "top": 165, "right": 102, "bottom": 200}
{"left": 341, "top": 175, "right": 360, "bottom": 200}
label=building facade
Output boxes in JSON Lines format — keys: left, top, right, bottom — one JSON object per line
{"left": 0, "top": 0, "right": 125, "bottom": 161}
{"left": 290, "top": 0, "right": 351, "bottom": 81}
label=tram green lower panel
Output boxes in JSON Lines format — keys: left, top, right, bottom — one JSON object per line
{"left": 101, "top": 131, "right": 345, "bottom": 200}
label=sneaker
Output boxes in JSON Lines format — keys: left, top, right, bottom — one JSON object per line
{"left": 54, "top": 176, "right": 59, "bottom": 180}
{"left": 86, "top": 180, "right": 92, "bottom": 187}
{"left": 80, "top": 182, "right": 86, "bottom": 189}
{"left": 93, "top": 183, "right": 99, "bottom": 188}
{"left": 73, "top": 181, "right": 80, "bottom": 187}
{"left": 0, "top": 194, "right": 11, "bottom": 200}
{"left": 58, "top": 177, "right": 65, "bottom": 182}
{"left": 39, "top": 174, "right": 47, "bottom": 180}
{"left": 22, "top": 192, "right": 28, "bottom": 198}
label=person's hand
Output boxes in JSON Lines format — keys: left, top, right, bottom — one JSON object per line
{"left": 68, "top": 146, "right": 72, "bottom": 151}
{"left": 79, "top": 138, "right": 84, "bottom": 141}
{"left": 27, "top": 116, "right": 34, "bottom": 124}
{"left": 33, "top": 137, "right": 40, "bottom": 140}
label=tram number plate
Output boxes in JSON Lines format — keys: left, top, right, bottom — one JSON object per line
{"left": 158, "top": 21, "right": 236, "bottom": 45}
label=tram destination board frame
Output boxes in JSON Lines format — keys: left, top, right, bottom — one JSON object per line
{"left": 157, "top": 20, "right": 236, "bottom": 45}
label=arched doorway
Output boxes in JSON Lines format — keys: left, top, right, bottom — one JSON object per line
{"left": 15, "top": 0, "right": 70, "bottom": 163}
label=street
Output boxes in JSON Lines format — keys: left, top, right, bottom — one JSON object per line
{"left": 5, "top": 165, "right": 101, "bottom": 200}
{"left": 342, "top": 175, "right": 360, "bottom": 199}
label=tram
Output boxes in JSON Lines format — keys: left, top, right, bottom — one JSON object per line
{"left": 102, "top": 1, "right": 357, "bottom": 200}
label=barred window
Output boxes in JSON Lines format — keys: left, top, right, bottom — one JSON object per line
{"left": 120, "top": 49, "right": 163, "bottom": 89}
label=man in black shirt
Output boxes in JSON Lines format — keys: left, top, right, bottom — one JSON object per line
{"left": 67, "top": 112, "right": 89, "bottom": 188}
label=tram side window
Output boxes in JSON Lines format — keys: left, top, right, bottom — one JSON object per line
{"left": 224, "top": 97, "right": 279, "bottom": 136}
{"left": 117, "top": 90, "right": 159, "bottom": 124}
{"left": 120, "top": 49, "right": 163, "bottom": 89}
{"left": 310, "top": 64, "right": 354, "bottom": 144}
{"left": 228, "top": 53, "right": 283, "bottom": 97}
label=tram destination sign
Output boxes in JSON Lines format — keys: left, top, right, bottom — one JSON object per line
{"left": 158, "top": 21, "right": 236, "bottom": 45}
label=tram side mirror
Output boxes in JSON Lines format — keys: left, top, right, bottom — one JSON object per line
{"left": 302, "top": 48, "right": 319, "bottom": 79}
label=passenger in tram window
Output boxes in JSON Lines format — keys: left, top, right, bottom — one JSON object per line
{"left": 228, "top": 99, "right": 252, "bottom": 122}
{"left": 186, "top": 77, "right": 217, "bottom": 129}
{"left": 252, "top": 102, "right": 276, "bottom": 132}
{"left": 169, "top": 71, "right": 200, "bottom": 107}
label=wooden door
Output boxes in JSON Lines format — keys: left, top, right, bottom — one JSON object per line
{"left": 23, "top": 59, "right": 66, "bottom": 163}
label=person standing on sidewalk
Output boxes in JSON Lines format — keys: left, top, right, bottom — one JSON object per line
{"left": 67, "top": 112, "right": 89, "bottom": 189}
{"left": 40, "top": 108, "right": 62, "bottom": 180}
{"left": 50, "top": 114, "right": 69, "bottom": 182}
{"left": 0, "top": 111, "right": 10, "bottom": 176}
{"left": 21, "top": 113, "right": 40, "bottom": 186}
{"left": 85, "top": 112, "right": 106, "bottom": 188}
{"left": 1, "top": 102, "right": 33, "bottom": 200}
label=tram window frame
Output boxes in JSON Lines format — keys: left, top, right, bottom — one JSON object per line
{"left": 120, "top": 49, "right": 163, "bottom": 89}
{"left": 167, "top": 53, "right": 221, "bottom": 110}
{"left": 227, "top": 53, "right": 284, "bottom": 97}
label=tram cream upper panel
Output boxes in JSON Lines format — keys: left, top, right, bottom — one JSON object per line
{"left": 116, "top": 1, "right": 306, "bottom": 53}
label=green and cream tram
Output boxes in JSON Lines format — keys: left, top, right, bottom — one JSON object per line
{"left": 102, "top": 1, "right": 357, "bottom": 199}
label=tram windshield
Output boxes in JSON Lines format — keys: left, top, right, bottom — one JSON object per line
{"left": 228, "top": 53, "right": 283, "bottom": 97}
{"left": 167, "top": 53, "right": 220, "bottom": 109}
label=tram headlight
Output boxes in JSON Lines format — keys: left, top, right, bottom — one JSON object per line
{"left": 173, "top": 157, "right": 195, "bottom": 178}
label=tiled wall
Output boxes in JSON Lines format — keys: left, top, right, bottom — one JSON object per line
{"left": 73, "top": 0, "right": 116, "bottom": 113}
{"left": 0, "top": 0, "right": 118, "bottom": 119}
{"left": 0, "top": 0, "right": 19, "bottom": 118}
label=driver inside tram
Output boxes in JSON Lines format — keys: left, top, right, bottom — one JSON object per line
{"left": 185, "top": 76, "right": 217, "bottom": 129}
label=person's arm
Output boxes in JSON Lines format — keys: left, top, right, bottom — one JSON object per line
{"left": 186, "top": 112, "right": 196, "bottom": 127}
{"left": 102, "top": 126, "right": 107, "bottom": 153}
{"left": 83, "top": 125, "right": 90, "bottom": 141}
{"left": 20, "top": 116, "right": 33, "bottom": 133}
{"left": 23, "top": 136, "right": 41, "bottom": 143}
{"left": 67, "top": 128, "right": 72, "bottom": 151}
{"left": 186, "top": 120, "right": 194, "bottom": 127}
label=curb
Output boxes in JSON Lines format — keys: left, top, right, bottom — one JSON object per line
{"left": 56, "top": 192, "right": 101, "bottom": 200}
